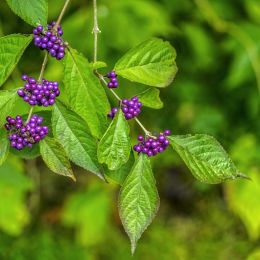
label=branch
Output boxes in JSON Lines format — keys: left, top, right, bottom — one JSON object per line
{"left": 92, "top": 0, "right": 101, "bottom": 63}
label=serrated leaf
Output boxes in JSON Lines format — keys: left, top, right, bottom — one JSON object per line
{"left": 0, "top": 89, "right": 18, "bottom": 127}
{"left": 0, "top": 34, "right": 32, "bottom": 86}
{"left": 97, "top": 110, "right": 131, "bottom": 170}
{"left": 0, "top": 128, "right": 9, "bottom": 166}
{"left": 169, "top": 134, "right": 246, "bottom": 184}
{"left": 119, "top": 154, "right": 160, "bottom": 254}
{"left": 40, "top": 137, "right": 75, "bottom": 181}
{"left": 114, "top": 38, "right": 178, "bottom": 88}
{"left": 52, "top": 100, "right": 104, "bottom": 180}
{"left": 105, "top": 151, "right": 135, "bottom": 185}
{"left": 64, "top": 48, "right": 110, "bottom": 138}
{"left": 137, "top": 88, "right": 163, "bottom": 109}
{"left": 5, "top": 0, "right": 48, "bottom": 26}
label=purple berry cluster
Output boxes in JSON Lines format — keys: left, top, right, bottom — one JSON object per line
{"left": 17, "top": 75, "right": 60, "bottom": 107}
{"left": 5, "top": 115, "right": 48, "bottom": 150}
{"left": 108, "top": 96, "right": 142, "bottom": 120}
{"left": 33, "top": 22, "right": 66, "bottom": 60}
{"left": 133, "top": 130, "right": 171, "bottom": 157}
{"left": 106, "top": 71, "right": 118, "bottom": 88}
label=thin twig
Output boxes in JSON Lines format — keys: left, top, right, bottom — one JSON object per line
{"left": 26, "top": 0, "right": 71, "bottom": 124}
{"left": 92, "top": 0, "right": 101, "bottom": 63}
{"left": 53, "top": 0, "right": 71, "bottom": 30}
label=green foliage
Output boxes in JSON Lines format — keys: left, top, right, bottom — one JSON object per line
{"left": 105, "top": 151, "right": 135, "bottom": 185}
{"left": 137, "top": 88, "right": 163, "bottom": 109}
{"left": 62, "top": 182, "right": 112, "bottom": 246}
{"left": 225, "top": 135, "right": 260, "bottom": 240}
{"left": 115, "top": 38, "right": 178, "bottom": 88}
{"left": 63, "top": 48, "right": 110, "bottom": 138}
{"left": 119, "top": 154, "right": 159, "bottom": 254}
{"left": 0, "top": 34, "right": 32, "bottom": 86}
{"left": 52, "top": 101, "right": 104, "bottom": 179}
{"left": 40, "top": 136, "right": 75, "bottom": 181}
{"left": 5, "top": 0, "right": 48, "bottom": 26}
{"left": 0, "top": 156, "right": 33, "bottom": 235}
{"left": 0, "top": 128, "right": 9, "bottom": 166}
{"left": 169, "top": 135, "right": 245, "bottom": 184}
{"left": 0, "top": 89, "right": 18, "bottom": 127}
{"left": 98, "top": 110, "right": 131, "bottom": 170}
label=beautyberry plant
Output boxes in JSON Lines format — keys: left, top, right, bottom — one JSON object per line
{"left": 0, "top": 0, "right": 248, "bottom": 254}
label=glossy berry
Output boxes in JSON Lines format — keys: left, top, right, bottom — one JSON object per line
{"left": 17, "top": 75, "right": 60, "bottom": 107}
{"left": 133, "top": 131, "right": 170, "bottom": 157}
{"left": 107, "top": 96, "right": 142, "bottom": 120}
{"left": 33, "top": 21, "right": 67, "bottom": 60}
{"left": 106, "top": 71, "right": 119, "bottom": 88}
{"left": 5, "top": 115, "right": 48, "bottom": 151}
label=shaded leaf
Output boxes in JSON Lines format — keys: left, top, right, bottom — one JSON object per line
{"left": 52, "top": 101, "right": 104, "bottom": 180}
{"left": 40, "top": 137, "right": 75, "bottom": 181}
{"left": 119, "top": 154, "right": 159, "bottom": 254}
{"left": 0, "top": 89, "right": 18, "bottom": 127}
{"left": 105, "top": 151, "right": 135, "bottom": 185}
{"left": 0, "top": 128, "right": 9, "bottom": 166}
{"left": 115, "top": 38, "right": 177, "bottom": 87}
{"left": 97, "top": 110, "right": 131, "bottom": 170}
{"left": 169, "top": 134, "right": 246, "bottom": 184}
{"left": 0, "top": 34, "right": 32, "bottom": 86}
{"left": 5, "top": 0, "right": 48, "bottom": 26}
{"left": 64, "top": 48, "right": 110, "bottom": 138}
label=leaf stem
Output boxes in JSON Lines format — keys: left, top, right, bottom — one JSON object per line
{"left": 92, "top": 0, "right": 101, "bottom": 63}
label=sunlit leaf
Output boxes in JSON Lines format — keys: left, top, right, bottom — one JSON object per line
{"left": 64, "top": 48, "right": 110, "bottom": 138}
{"left": 52, "top": 101, "right": 104, "bottom": 180}
{"left": 40, "top": 137, "right": 75, "bottom": 181}
{"left": 97, "top": 110, "right": 131, "bottom": 170}
{"left": 137, "top": 88, "right": 163, "bottom": 109}
{"left": 119, "top": 154, "right": 159, "bottom": 253}
{"left": 115, "top": 38, "right": 177, "bottom": 88}
{"left": 169, "top": 134, "right": 247, "bottom": 184}
{"left": 0, "top": 128, "right": 9, "bottom": 166}
{"left": 5, "top": 0, "right": 48, "bottom": 26}
{"left": 0, "top": 34, "right": 32, "bottom": 86}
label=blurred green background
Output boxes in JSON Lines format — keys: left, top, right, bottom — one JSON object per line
{"left": 0, "top": 0, "right": 260, "bottom": 259}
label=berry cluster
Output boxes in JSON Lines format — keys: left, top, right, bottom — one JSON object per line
{"left": 133, "top": 130, "right": 171, "bottom": 157}
{"left": 108, "top": 96, "right": 142, "bottom": 120}
{"left": 33, "top": 22, "right": 66, "bottom": 60}
{"left": 17, "top": 75, "right": 60, "bottom": 107}
{"left": 5, "top": 115, "right": 48, "bottom": 150}
{"left": 106, "top": 71, "right": 118, "bottom": 88}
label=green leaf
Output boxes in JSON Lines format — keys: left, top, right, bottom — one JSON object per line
{"left": 119, "top": 154, "right": 160, "bottom": 254}
{"left": 137, "top": 88, "right": 163, "bottom": 109}
{"left": 169, "top": 134, "right": 246, "bottom": 184}
{"left": 5, "top": 0, "right": 48, "bottom": 26}
{"left": 40, "top": 137, "right": 75, "bottom": 181}
{"left": 0, "top": 89, "right": 18, "bottom": 127}
{"left": 64, "top": 48, "right": 110, "bottom": 138}
{"left": 91, "top": 61, "right": 107, "bottom": 70}
{"left": 97, "top": 110, "right": 131, "bottom": 170}
{"left": 52, "top": 101, "right": 104, "bottom": 180}
{"left": 105, "top": 151, "right": 135, "bottom": 185}
{"left": 114, "top": 38, "right": 178, "bottom": 88}
{"left": 0, "top": 128, "right": 9, "bottom": 166}
{"left": 0, "top": 34, "right": 32, "bottom": 86}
